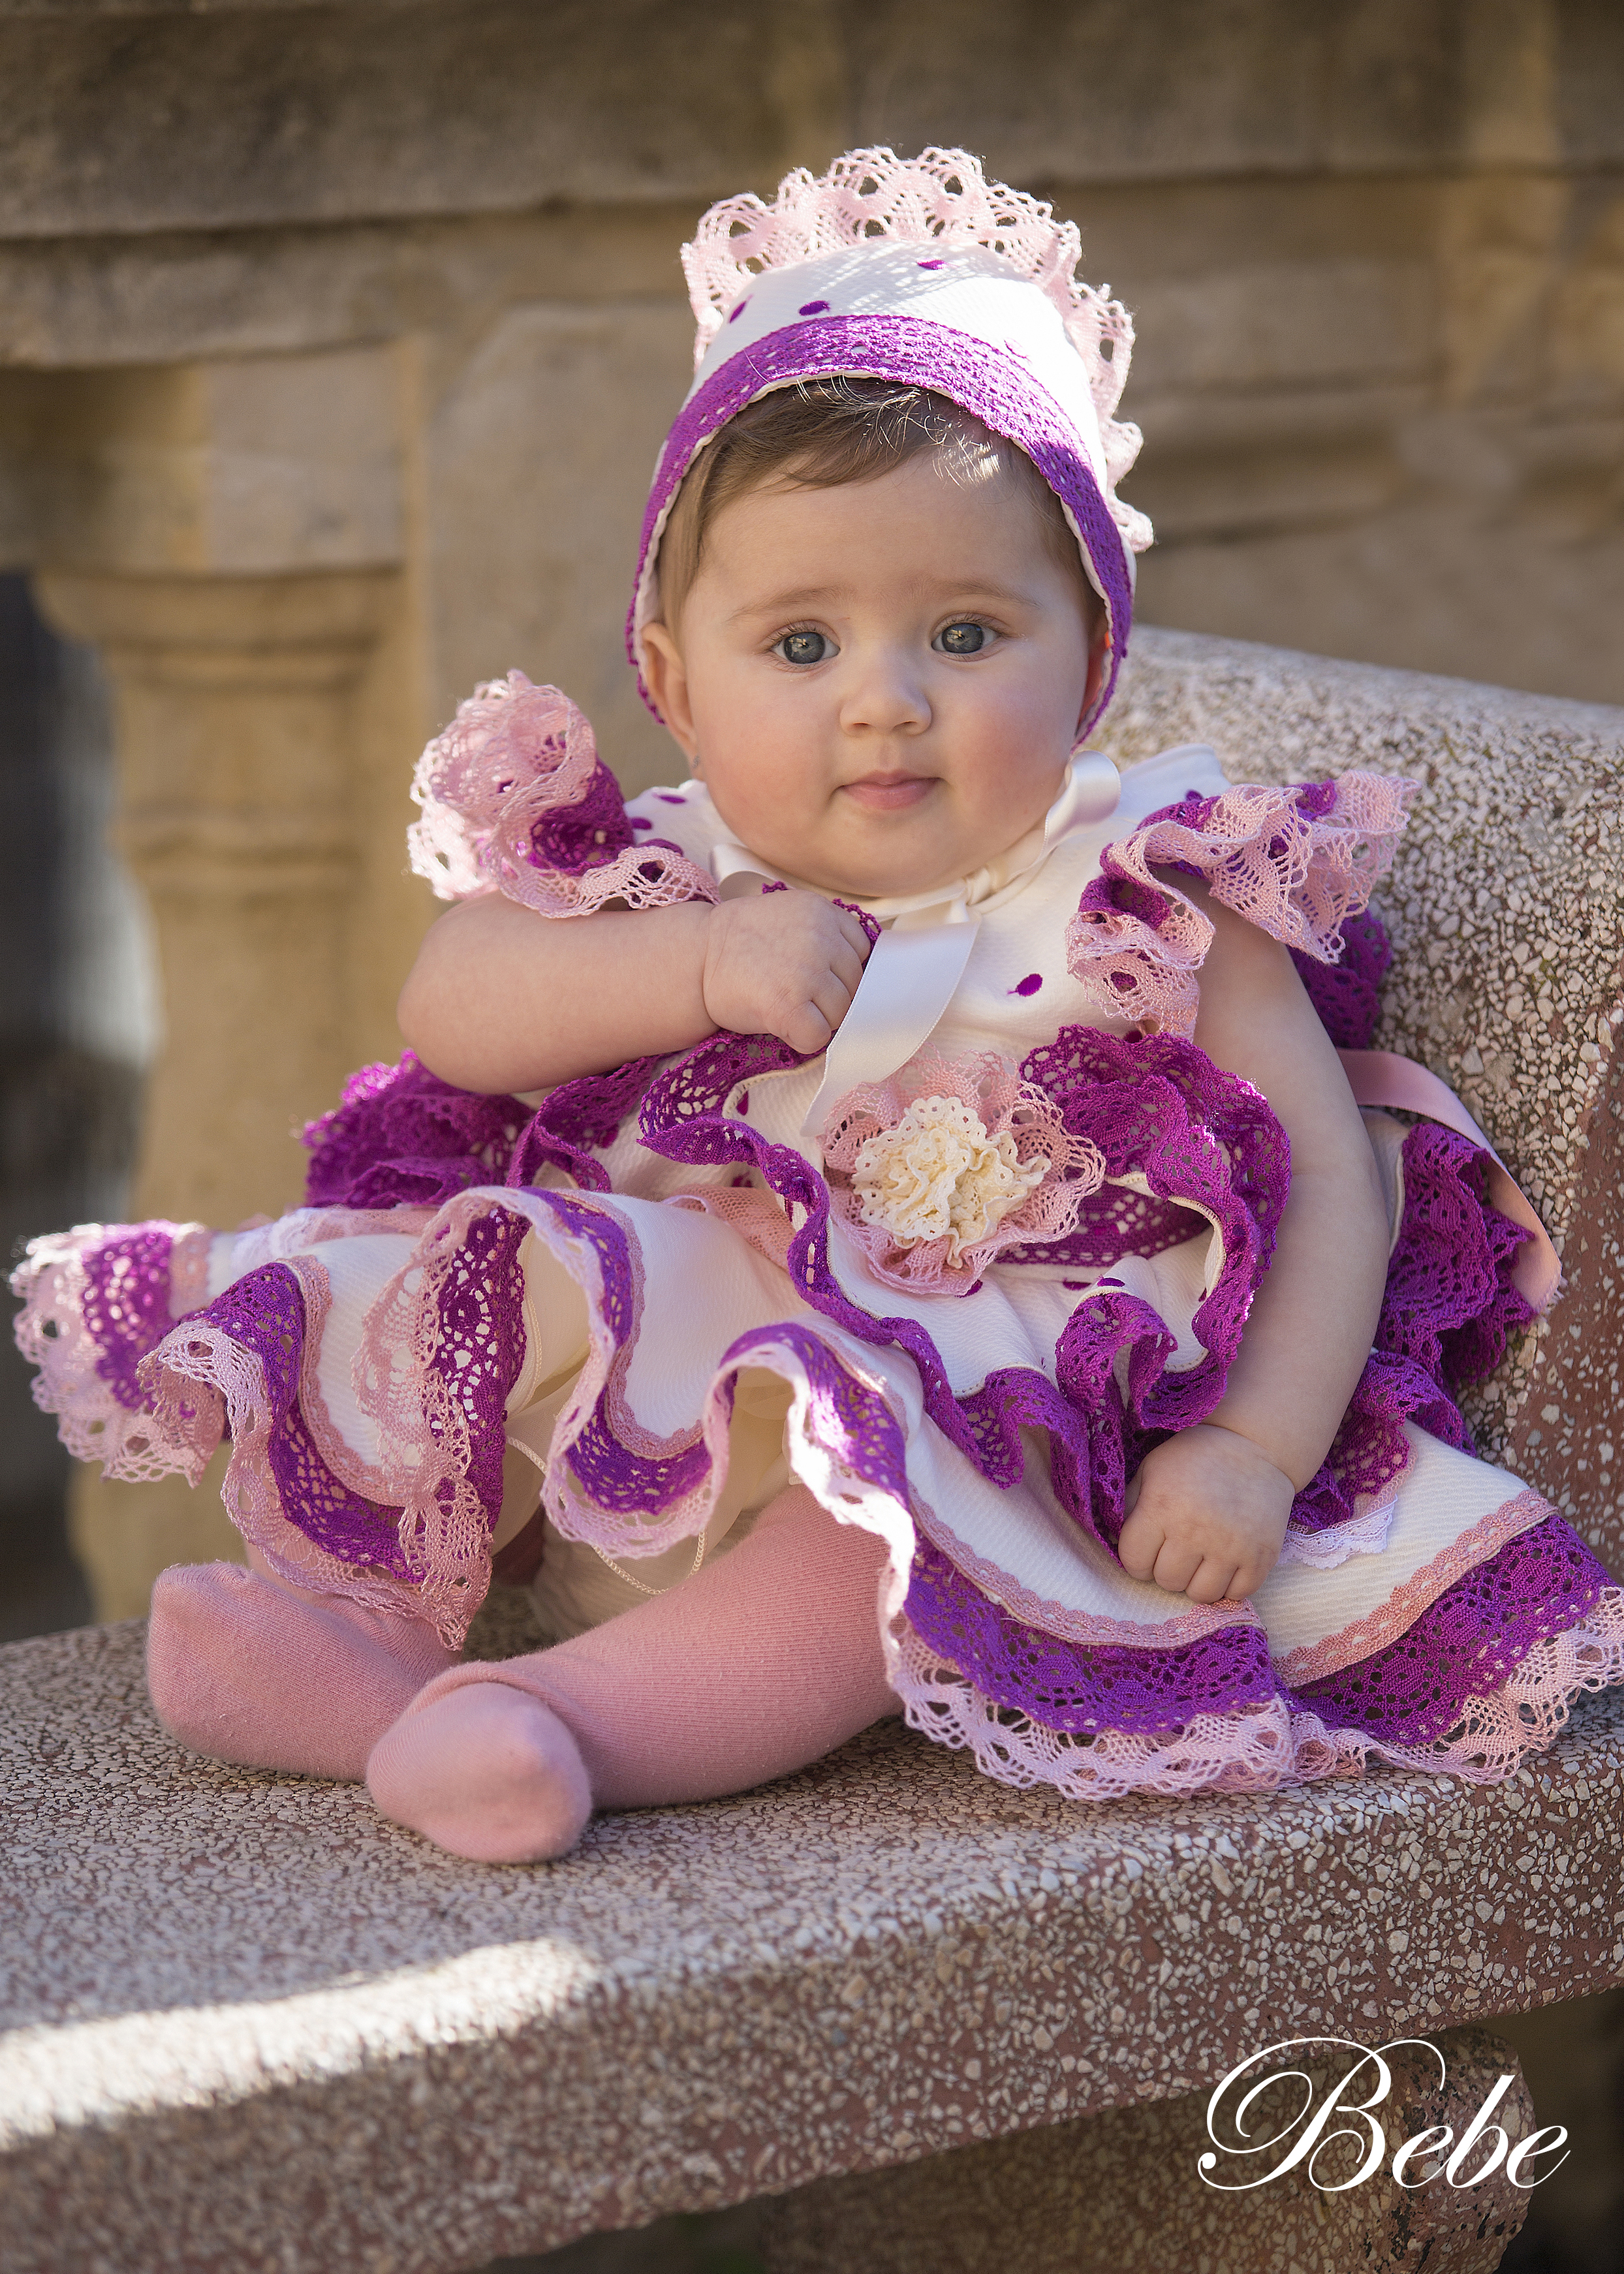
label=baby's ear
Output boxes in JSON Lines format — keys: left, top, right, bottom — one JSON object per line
{"left": 641, "top": 621, "right": 698, "bottom": 756}
{"left": 1076, "top": 610, "right": 1114, "bottom": 737}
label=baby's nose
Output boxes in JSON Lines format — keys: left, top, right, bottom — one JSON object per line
{"left": 839, "top": 656, "right": 931, "bottom": 736}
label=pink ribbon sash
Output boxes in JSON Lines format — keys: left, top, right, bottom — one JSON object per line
{"left": 1338, "top": 1049, "right": 1561, "bottom": 1311}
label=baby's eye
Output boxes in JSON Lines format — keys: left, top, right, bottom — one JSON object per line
{"left": 775, "top": 629, "right": 834, "bottom": 667}
{"left": 936, "top": 621, "right": 992, "bottom": 656}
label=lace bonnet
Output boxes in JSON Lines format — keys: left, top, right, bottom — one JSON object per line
{"left": 628, "top": 146, "right": 1152, "bottom": 739}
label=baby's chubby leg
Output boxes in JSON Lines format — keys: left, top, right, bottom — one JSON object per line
{"left": 146, "top": 1223, "right": 593, "bottom": 1782}
{"left": 366, "top": 1484, "right": 898, "bottom": 1863}
{"left": 147, "top": 1547, "right": 460, "bottom": 1782}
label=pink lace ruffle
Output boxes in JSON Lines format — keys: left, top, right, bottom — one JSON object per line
{"left": 681, "top": 146, "right": 1148, "bottom": 532}
{"left": 407, "top": 671, "right": 716, "bottom": 917}
{"left": 10, "top": 1223, "right": 210, "bottom": 1482}
{"left": 820, "top": 1048, "right": 1105, "bottom": 1295}
{"left": 892, "top": 1585, "right": 1624, "bottom": 1799}
{"left": 1065, "top": 775, "right": 1413, "bottom": 1038}
{"left": 139, "top": 1264, "right": 469, "bottom": 1640}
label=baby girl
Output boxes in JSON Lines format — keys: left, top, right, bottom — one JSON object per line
{"left": 17, "top": 148, "right": 1619, "bottom": 1863}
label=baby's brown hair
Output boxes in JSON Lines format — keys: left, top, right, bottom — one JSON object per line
{"left": 654, "top": 377, "right": 1101, "bottom": 634}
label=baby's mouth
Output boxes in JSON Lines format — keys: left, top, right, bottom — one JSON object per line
{"left": 841, "top": 772, "right": 936, "bottom": 813}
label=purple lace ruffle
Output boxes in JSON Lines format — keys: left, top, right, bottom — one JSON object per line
{"left": 905, "top": 1532, "right": 1279, "bottom": 1734}
{"left": 1287, "top": 1122, "right": 1537, "bottom": 1535}
{"left": 425, "top": 1204, "right": 531, "bottom": 1550}
{"left": 304, "top": 1055, "right": 532, "bottom": 1211}
{"left": 1289, "top": 1516, "right": 1612, "bottom": 1745}
{"left": 529, "top": 755, "right": 634, "bottom": 875}
{"left": 1291, "top": 906, "right": 1392, "bottom": 1050}
{"left": 219, "top": 1262, "right": 412, "bottom": 1573}
{"left": 169, "top": 1209, "right": 529, "bottom": 1581}
{"left": 81, "top": 1225, "right": 184, "bottom": 1413}
{"left": 907, "top": 1511, "right": 1611, "bottom": 1752}
{"left": 303, "top": 1050, "right": 674, "bottom": 1207}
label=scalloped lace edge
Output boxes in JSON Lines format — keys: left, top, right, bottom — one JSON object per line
{"left": 8, "top": 1226, "right": 213, "bottom": 1484}
{"left": 1065, "top": 776, "right": 1413, "bottom": 1039}
{"left": 144, "top": 1291, "right": 474, "bottom": 1646}
{"left": 892, "top": 1587, "right": 1624, "bottom": 1798}
{"left": 681, "top": 146, "right": 1146, "bottom": 519}
{"left": 407, "top": 670, "right": 717, "bottom": 915}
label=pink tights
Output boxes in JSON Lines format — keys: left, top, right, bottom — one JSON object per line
{"left": 148, "top": 1487, "right": 898, "bottom": 1863}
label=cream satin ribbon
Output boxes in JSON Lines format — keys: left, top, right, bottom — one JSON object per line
{"left": 709, "top": 777, "right": 1560, "bottom": 1308}
{"left": 708, "top": 753, "right": 1123, "bottom": 1143}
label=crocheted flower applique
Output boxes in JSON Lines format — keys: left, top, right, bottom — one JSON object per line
{"left": 821, "top": 1050, "right": 1104, "bottom": 1295}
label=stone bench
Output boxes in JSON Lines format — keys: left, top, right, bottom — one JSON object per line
{"left": 3, "top": 627, "right": 1622, "bottom": 2274}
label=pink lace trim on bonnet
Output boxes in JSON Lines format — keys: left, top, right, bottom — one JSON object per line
{"left": 1067, "top": 775, "right": 1414, "bottom": 1038}
{"left": 407, "top": 671, "right": 716, "bottom": 917}
{"left": 821, "top": 1048, "right": 1105, "bottom": 1296}
{"left": 683, "top": 146, "right": 1149, "bottom": 543}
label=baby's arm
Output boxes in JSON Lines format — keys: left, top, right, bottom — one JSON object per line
{"left": 398, "top": 888, "right": 871, "bottom": 1093}
{"left": 1116, "top": 884, "right": 1391, "bottom": 1604}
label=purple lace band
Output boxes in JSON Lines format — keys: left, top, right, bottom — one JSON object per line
{"left": 907, "top": 1512, "right": 1611, "bottom": 1752}
{"left": 161, "top": 1211, "right": 529, "bottom": 1583}
{"left": 1288, "top": 1516, "right": 1612, "bottom": 1745}
{"left": 304, "top": 1055, "right": 533, "bottom": 1211}
{"left": 82, "top": 1224, "right": 184, "bottom": 1413}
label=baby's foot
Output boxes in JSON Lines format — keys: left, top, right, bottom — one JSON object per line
{"left": 366, "top": 1681, "right": 592, "bottom": 1863}
{"left": 147, "top": 1561, "right": 458, "bottom": 1781}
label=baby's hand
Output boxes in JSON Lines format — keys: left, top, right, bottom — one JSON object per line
{"left": 1116, "top": 1424, "right": 1294, "bottom": 1604}
{"left": 700, "top": 889, "right": 873, "bottom": 1055}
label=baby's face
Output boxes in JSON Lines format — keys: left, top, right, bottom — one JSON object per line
{"left": 643, "top": 452, "right": 1107, "bottom": 901}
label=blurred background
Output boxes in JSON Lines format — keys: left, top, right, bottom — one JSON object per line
{"left": 0, "top": 5, "right": 1620, "bottom": 2267}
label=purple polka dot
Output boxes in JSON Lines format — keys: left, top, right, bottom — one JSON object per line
{"left": 916, "top": 258, "right": 945, "bottom": 270}
{"left": 728, "top": 299, "right": 749, "bottom": 323}
{"left": 657, "top": 792, "right": 686, "bottom": 804}
{"left": 1062, "top": 1279, "right": 1089, "bottom": 1290}
{"left": 1010, "top": 973, "right": 1044, "bottom": 997}
{"left": 798, "top": 300, "right": 830, "bottom": 316}
{"left": 630, "top": 814, "right": 653, "bottom": 830}
{"left": 735, "top": 1091, "right": 749, "bottom": 1115}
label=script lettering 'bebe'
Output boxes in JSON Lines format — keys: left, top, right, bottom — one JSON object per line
{"left": 1198, "top": 2038, "right": 1569, "bottom": 2194}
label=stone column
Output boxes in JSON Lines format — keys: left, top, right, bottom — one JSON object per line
{"left": 21, "top": 347, "right": 416, "bottom": 1616}
{"left": 37, "top": 568, "right": 395, "bottom": 1225}
{"left": 32, "top": 568, "right": 403, "bottom": 1617}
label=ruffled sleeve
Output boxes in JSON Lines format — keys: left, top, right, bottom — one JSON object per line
{"left": 407, "top": 672, "right": 719, "bottom": 916}
{"left": 1065, "top": 773, "right": 1414, "bottom": 1038}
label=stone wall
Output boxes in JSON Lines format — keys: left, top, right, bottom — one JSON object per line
{"left": 0, "top": 0, "right": 1621, "bottom": 1610}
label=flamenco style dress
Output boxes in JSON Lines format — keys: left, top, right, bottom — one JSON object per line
{"left": 16, "top": 672, "right": 1624, "bottom": 1801}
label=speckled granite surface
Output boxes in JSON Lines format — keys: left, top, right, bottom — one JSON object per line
{"left": 5, "top": 632, "right": 1623, "bottom": 2274}
{"left": 1102, "top": 629, "right": 1624, "bottom": 1567}
{"left": 753, "top": 2025, "right": 1535, "bottom": 2273}
{"left": 2, "top": 1617, "right": 1621, "bottom": 2273}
